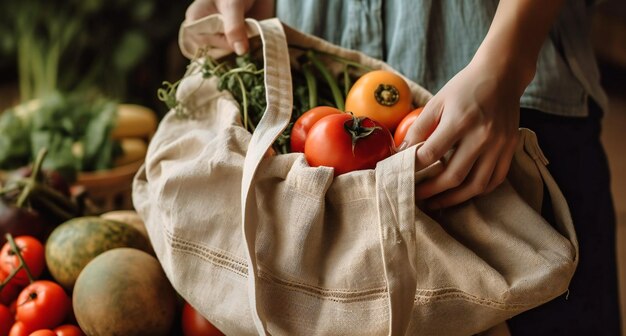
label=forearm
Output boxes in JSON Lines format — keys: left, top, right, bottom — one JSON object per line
{"left": 472, "top": 0, "right": 566, "bottom": 96}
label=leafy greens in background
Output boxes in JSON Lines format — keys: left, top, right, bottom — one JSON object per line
{"left": 0, "top": 92, "right": 120, "bottom": 175}
{"left": 0, "top": 0, "right": 188, "bottom": 106}
{"left": 0, "top": 0, "right": 187, "bottom": 176}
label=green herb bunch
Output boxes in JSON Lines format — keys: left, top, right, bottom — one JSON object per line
{"left": 157, "top": 46, "right": 370, "bottom": 154}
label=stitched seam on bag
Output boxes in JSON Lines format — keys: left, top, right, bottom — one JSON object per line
{"left": 166, "top": 231, "right": 249, "bottom": 277}
{"left": 167, "top": 230, "right": 391, "bottom": 302}
{"left": 257, "top": 270, "right": 388, "bottom": 303}
{"left": 414, "top": 288, "right": 533, "bottom": 310}
{"left": 165, "top": 233, "right": 537, "bottom": 308}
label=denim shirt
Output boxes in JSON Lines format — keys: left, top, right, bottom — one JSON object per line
{"left": 276, "top": 0, "right": 608, "bottom": 117}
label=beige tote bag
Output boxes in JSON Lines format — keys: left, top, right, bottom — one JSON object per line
{"left": 133, "top": 15, "right": 578, "bottom": 336}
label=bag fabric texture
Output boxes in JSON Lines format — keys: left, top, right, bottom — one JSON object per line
{"left": 132, "top": 15, "right": 578, "bottom": 336}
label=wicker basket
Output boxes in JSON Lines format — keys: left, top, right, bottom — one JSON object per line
{"left": 75, "top": 159, "right": 144, "bottom": 213}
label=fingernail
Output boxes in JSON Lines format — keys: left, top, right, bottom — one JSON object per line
{"left": 233, "top": 41, "right": 245, "bottom": 55}
{"left": 397, "top": 141, "right": 408, "bottom": 151}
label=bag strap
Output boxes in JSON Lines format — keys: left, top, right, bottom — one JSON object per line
{"left": 517, "top": 128, "right": 579, "bottom": 254}
{"left": 181, "top": 15, "right": 293, "bottom": 335}
{"left": 376, "top": 129, "right": 578, "bottom": 336}
{"left": 375, "top": 148, "right": 420, "bottom": 335}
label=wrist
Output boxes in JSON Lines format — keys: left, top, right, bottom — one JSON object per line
{"left": 470, "top": 44, "right": 537, "bottom": 97}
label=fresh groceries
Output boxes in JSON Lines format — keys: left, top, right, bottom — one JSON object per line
{"left": 0, "top": 93, "right": 156, "bottom": 177}
{"left": 304, "top": 114, "right": 394, "bottom": 176}
{"left": 0, "top": 149, "right": 79, "bottom": 246}
{"left": 159, "top": 46, "right": 426, "bottom": 176}
{"left": 72, "top": 248, "right": 177, "bottom": 336}
{"left": 290, "top": 106, "right": 342, "bottom": 153}
{"left": 0, "top": 209, "right": 222, "bottom": 335}
{"left": 393, "top": 107, "right": 425, "bottom": 147}
{"left": 344, "top": 70, "right": 413, "bottom": 132}
{"left": 45, "top": 216, "right": 152, "bottom": 290}
{"left": 181, "top": 302, "right": 225, "bottom": 336}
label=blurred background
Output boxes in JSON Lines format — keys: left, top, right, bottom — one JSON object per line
{"left": 0, "top": 0, "right": 189, "bottom": 114}
{"left": 0, "top": 0, "right": 624, "bottom": 333}
{"left": 593, "top": 1, "right": 626, "bottom": 334}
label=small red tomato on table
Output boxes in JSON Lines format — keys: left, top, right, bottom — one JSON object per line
{"left": 182, "top": 302, "right": 224, "bottom": 336}
{"left": 0, "top": 236, "right": 45, "bottom": 286}
{"left": 15, "top": 280, "right": 70, "bottom": 332}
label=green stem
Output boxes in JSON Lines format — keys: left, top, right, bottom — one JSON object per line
{"left": 343, "top": 64, "right": 352, "bottom": 97}
{"left": 0, "top": 185, "right": 20, "bottom": 197}
{"left": 302, "top": 63, "right": 318, "bottom": 109}
{"left": 307, "top": 51, "right": 344, "bottom": 111}
{"left": 16, "top": 148, "right": 48, "bottom": 208}
{"left": 289, "top": 45, "right": 373, "bottom": 72}
{"left": 234, "top": 74, "right": 255, "bottom": 132}
{"left": 17, "top": 32, "right": 33, "bottom": 102}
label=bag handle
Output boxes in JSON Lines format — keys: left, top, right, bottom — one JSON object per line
{"left": 517, "top": 129, "right": 578, "bottom": 254}
{"left": 375, "top": 147, "right": 420, "bottom": 335}
{"left": 181, "top": 15, "right": 293, "bottom": 335}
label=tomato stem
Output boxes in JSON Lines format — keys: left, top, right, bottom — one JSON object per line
{"left": 343, "top": 114, "right": 381, "bottom": 155}
{"left": 16, "top": 148, "right": 47, "bottom": 208}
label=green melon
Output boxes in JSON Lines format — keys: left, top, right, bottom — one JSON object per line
{"left": 45, "top": 216, "right": 151, "bottom": 291}
{"left": 73, "top": 248, "right": 177, "bottom": 336}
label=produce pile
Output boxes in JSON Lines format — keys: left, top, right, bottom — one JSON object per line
{"left": 0, "top": 93, "right": 157, "bottom": 178}
{"left": 0, "top": 153, "right": 223, "bottom": 336}
{"left": 158, "top": 46, "right": 426, "bottom": 175}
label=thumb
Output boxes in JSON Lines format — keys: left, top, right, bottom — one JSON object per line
{"left": 401, "top": 99, "right": 440, "bottom": 147}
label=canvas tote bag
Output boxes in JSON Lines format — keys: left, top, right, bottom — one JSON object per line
{"left": 132, "top": 15, "right": 578, "bottom": 336}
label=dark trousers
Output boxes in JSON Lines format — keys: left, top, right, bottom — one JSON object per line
{"left": 508, "top": 103, "right": 621, "bottom": 336}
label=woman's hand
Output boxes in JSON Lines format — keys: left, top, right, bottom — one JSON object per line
{"left": 185, "top": 0, "right": 273, "bottom": 55}
{"left": 400, "top": 0, "right": 565, "bottom": 209}
{"left": 401, "top": 59, "right": 521, "bottom": 210}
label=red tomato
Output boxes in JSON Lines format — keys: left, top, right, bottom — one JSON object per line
{"left": 304, "top": 114, "right": 394, "bottom": 176}
{"left": 290, "top": 106, "right": 342, "bottom": 153}
{"left": 52, "top": 325, "right": 83, "bottom": 336}
{"left": 345, "top": 70, "right": 412, "bottom": 132}
{"left": 27, "top": 330, "right": 55, "bottom": 336}
{"left": 0, "top": 280, "right": 21, "bottom": 306}
{"left": 392, "top": 107, "right": 426, "bottom": 147}
{"left": 0, "top": 304, "right": 14, "bottom": 336}
{"left": 15, "top": 281, "right": 70, "bottom": 332}
{"left": 8, "top": 322, "right": 29, "bottom": 336}
{"left": 181, "top": 302, "right": 224, "bottom": 336}
{"left": 0, "top": 236, "right": 45, "bottom": 286}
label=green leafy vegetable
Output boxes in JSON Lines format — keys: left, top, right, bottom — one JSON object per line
{"left": 157, "top": 46, "right": 371, "bottom": 154}
{"left": 0, "top": 92, "right": 120, "bottom": 174}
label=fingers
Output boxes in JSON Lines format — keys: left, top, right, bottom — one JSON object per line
{"left": 186, "top": 0, "right": 216, "bottom": 21}
{"left": 412, "top": 103, "right": 473, "bottom": 171}
{"left": 418, "top": 131, "right": 518, "bottom": 210}
{"left": 423, "top": 145, "right": 499, "bottom": 209}
{"left": 216, "top": 1, "right": 249, "bottom": 55}
{"left": 414, "top": 135, "right": 483, "bottom": 200}
{"left": 185, "top": 0, "right": 250, "bottom": 55}
{"left": 402, "top": 100, "right": 441, "bottom": 148}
